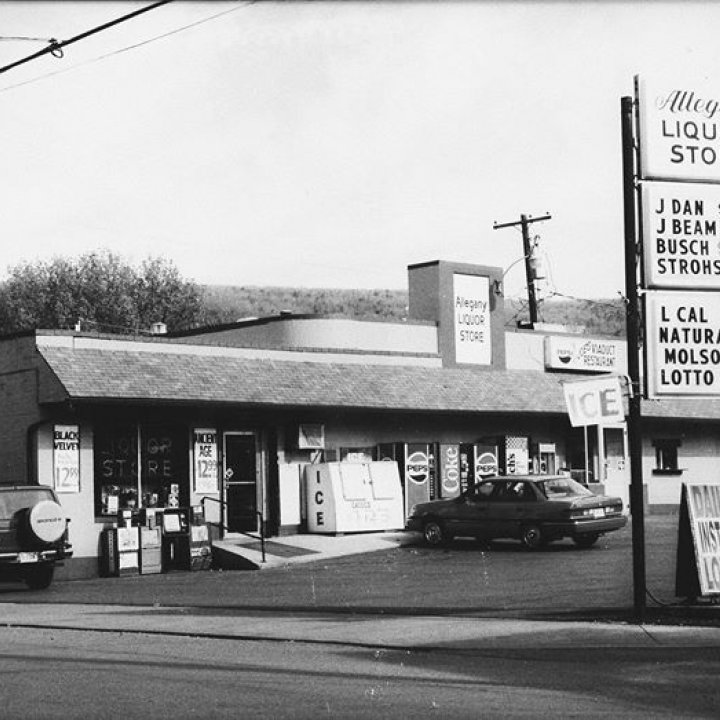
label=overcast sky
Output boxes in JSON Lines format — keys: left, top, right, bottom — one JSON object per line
{"left": 0, "top": 1, "right": 716, "bottom": 299}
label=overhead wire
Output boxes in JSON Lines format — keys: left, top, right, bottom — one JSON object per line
{"left": 0, "top": 1, "right": 252, "bottom": 94}
{"left": 0, "top": 0, "right": 174, "bottom": 75}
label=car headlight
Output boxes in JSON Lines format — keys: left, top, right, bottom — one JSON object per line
{"left": 408, "top": 504, "right": 418, "bottom": 517}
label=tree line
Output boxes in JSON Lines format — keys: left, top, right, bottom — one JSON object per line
{"left": 0, "top": 252, "right": 625, "bottom": 336}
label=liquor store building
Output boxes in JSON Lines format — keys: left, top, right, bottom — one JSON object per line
{"left": 1, "top": 259, "right": 718, "bottom": 579}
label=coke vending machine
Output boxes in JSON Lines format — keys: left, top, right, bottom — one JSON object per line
{"left": 438, "top": 444, "right": 461, "bottom": 499}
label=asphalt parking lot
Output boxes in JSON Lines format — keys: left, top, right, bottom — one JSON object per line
{"left": 2, "top": 514, "right": 713, "bottom": 625}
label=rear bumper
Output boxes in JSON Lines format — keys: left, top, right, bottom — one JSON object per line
{"left": 544, "top": 515, "right": 628, "bottom": 536}
{"left": 0, "top": 546, "right": 73, "bottom": 564}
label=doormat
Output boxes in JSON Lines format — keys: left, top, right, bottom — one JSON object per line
{"left": 240, "top": 540, "right": 319, "bottom": 558}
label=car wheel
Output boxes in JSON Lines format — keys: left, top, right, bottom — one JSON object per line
{"left": 422, "top": 519, "right": 446, "bottom": 546}
{"left": 23, "top": 563, "right": 55, "bottom": 590}
{"left": 520, "top": 524, "right": 544, "bottom": 550}
{"left": 573, "top": 533, "right": 600, "bottom": 549}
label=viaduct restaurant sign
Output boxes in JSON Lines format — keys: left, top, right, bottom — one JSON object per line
{"left": 544, "top": 336, "right": 622, "bottom": 373}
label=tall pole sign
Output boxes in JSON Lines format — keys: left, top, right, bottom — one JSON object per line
{"left": 628, "top": 77, "right": 720, "bottom": 618}
{"left": 636, "top": 77, "right": 720, "bottom": 399}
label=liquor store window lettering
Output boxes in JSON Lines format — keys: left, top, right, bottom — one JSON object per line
{"left": 94, "top": 423, "right": 189, "bottom": 516}
{"left": 652, "top": 439, "right": 683, "bottom": 476}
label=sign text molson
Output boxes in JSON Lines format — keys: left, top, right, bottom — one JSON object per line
{"left": 647, "top": 292, "right": 720, "bottom": 395}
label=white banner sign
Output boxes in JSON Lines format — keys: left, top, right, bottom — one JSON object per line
{"left": 193, "top": 429, "right": 219, "bottom": 494}
{"left": 642, "top": 183, "right": 720, "bottom": 289}
{"left": 453, "top": 273, "right": 491, "bottom": 365}
{"left": 563, "top": 376, "right": 625, "bottom": 427}
{"left": 637, "top": 76, "right": 720, "bottom": 183}
{"left": 646, "top": 292, "right": 720, "bottom": 397}
{"left": 53, "top": 424, "right": 80, "bottom": 493}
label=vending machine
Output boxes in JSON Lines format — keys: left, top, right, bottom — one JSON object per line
{"left": 474, "top": 441, "right": 500, "bottom": 479}
{"left": 457, "top": 441, "right": 499, "bottom": 493}
{"left": 437, "top": 444, "right": 462, "bottom": 499}
{"left": 499, "top": 436, "right": 531, "bottom": 475}
{"left": 99, "top": 521, "right": 140, "bottom": 577}
{"left": 401, "top": 443, "right": 432, "bottom": 517}
{"left": 376, "top": 442, "right": 433, "bottom": 517}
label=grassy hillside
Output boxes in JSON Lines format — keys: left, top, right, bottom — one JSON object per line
{"left": 200, "top": 286, "right": 626, "bottom": 337}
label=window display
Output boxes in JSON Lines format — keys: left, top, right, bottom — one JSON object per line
{"left": 94, "top": 423, "right": 189, "bottom": 516}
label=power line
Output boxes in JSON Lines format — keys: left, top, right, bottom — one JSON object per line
{"left": 0, "top": 36, "right": 57, "bottom": 43}
{"left": 0, "top": 2, "right": 251, "bottom": 94}
{"left": 0, "top": 1, "right": 173, "bottom": 75}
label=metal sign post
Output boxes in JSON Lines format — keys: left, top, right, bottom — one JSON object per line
{"left": 621, "top": 95, "right": 647, "bottom": 623}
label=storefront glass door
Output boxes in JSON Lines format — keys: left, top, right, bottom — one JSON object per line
{"left": 603, "top": 425, "right": 630, "bottom": 508}
{"left": 223, "top": 432, "right": 259, "bottom": 533}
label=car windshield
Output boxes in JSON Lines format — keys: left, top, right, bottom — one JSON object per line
{"left": 0, "top": 489, "right": 54, "bottom": 516}
{"left": 537, "top": 477, "right": 594, "bottom": 499}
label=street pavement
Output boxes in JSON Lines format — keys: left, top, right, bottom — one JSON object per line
{"left": 1, "top": 517, "right": 720, "bottom": 655}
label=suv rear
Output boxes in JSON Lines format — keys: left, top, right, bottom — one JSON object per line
{"left": 0, "top": 486, "right": 72, "bottom": 589}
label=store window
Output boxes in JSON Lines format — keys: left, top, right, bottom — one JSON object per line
{"left": 94, "top": 423, "right": 189, "bottom": 516}
{"left": 652, "top": 439, "right": 682, "bottom": 475}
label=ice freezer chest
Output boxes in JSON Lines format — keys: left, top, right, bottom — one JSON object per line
{"left": 305, "top": 461, "right": 404, "bottom": 533}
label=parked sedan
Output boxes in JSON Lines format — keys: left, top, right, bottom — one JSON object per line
{"left": 406, "top": 475, "right": 627, "bottom": 549}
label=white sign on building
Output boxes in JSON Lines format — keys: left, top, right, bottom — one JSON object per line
{"left": 646, "top": 291, "right": 720, "bottom": 397}
{"left": 453, "top": 273, "right": 491, "bottom": 365}
{"left": 637, "top": 76, "right": 720, "bottom": 183}
{"left": 642, "top": 182, "right": 720, "bottom": 289}
{"left": 544, "top": 336, "right": 623, "bottom": 373}
{"left": 53, "top": 424, "right": 80, "bottom": 493}
{"left": 193, "top": 428, "right": 219, "bottom": 494}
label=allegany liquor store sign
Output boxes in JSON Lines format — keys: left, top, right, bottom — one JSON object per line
{"left": 637, "top": 77, "right": 720, "bottom": 183}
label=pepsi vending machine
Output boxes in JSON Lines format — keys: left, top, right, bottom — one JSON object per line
{"left": 474, "top": 442, "right": 500, "bottom": 480}
{"left": 377, "top": 443, "right": 432, "bottom": 517}
{"left": 457, "top": 442, "right": 499, "bottom": 493}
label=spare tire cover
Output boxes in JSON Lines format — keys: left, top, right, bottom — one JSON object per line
{"left": 27, "top": 500, "right": 65, "bottom": 544}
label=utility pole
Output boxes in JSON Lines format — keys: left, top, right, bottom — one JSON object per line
{"left": 493, "top": 213, "right": 551, "bottom": 326}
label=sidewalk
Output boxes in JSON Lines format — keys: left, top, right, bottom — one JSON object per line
{"left": 211, "top": 529, "right": 408, "bottom": 569}
{"left": 1, "top": 601, "right": 720, "bottom": 650}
